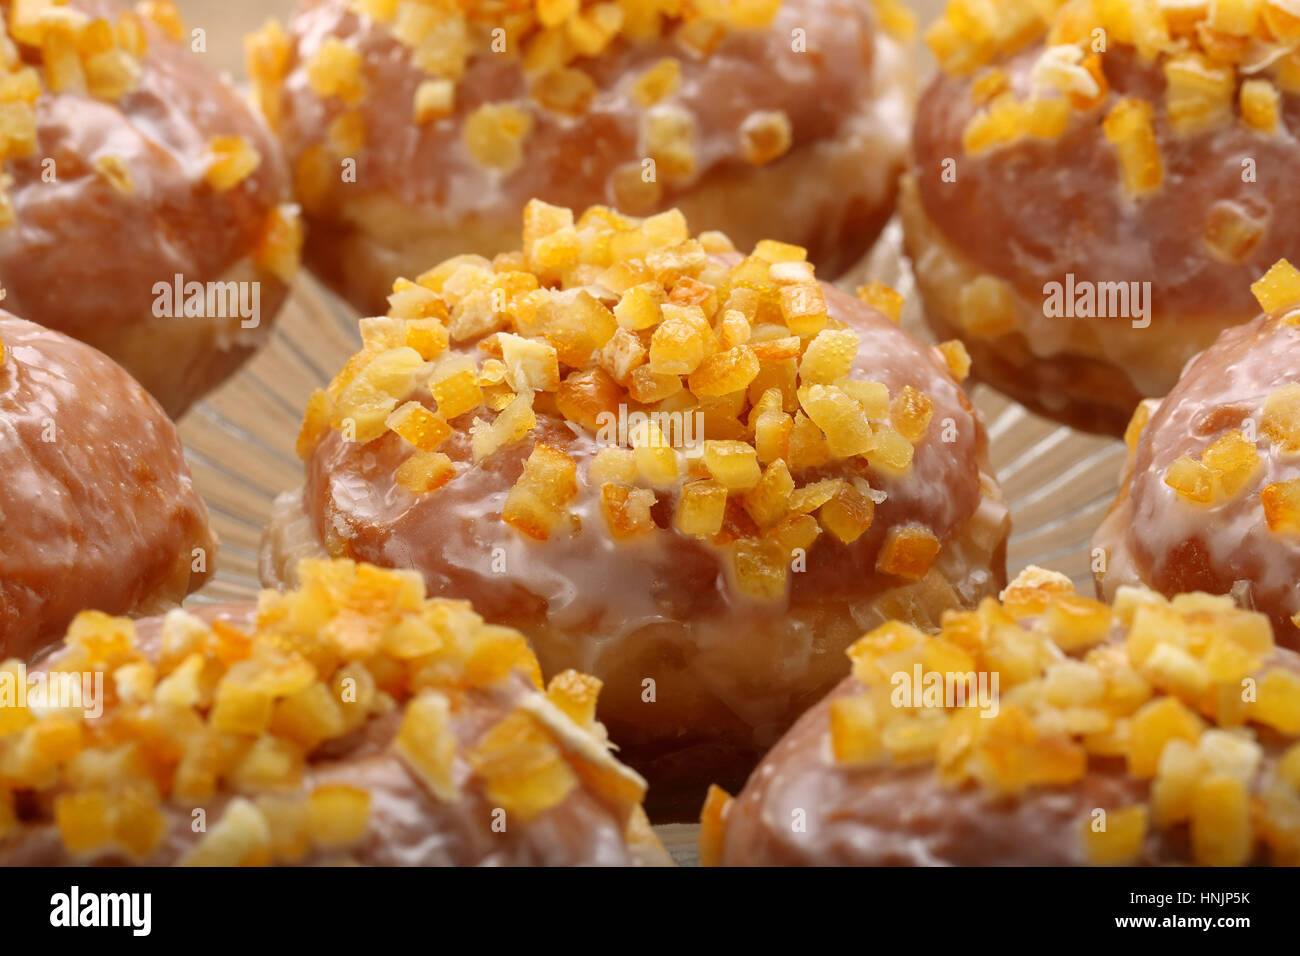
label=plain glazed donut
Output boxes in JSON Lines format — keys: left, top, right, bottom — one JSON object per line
{"left": 247, "top": 0, "right": 913, "bottom": 316}
{"left": 903, "top": 0, "right": 1300, "bottom": 434}
{"left": 1094, "top": 259, "right": 1300, "bottom": 648}
{"left": 0, "top": 0, "right": 300, "bottom": 418}
{"left": 0, "top": 558, "right": 669, "bottom": 866}
{"left": 0, "top": 311, "right": 215, "bottom": 663}
{"left": 261, "top": 200, "right": 1009, "bottom": 819}
{"left": 704, "top": 566, "right": 1300, "bottom": 866}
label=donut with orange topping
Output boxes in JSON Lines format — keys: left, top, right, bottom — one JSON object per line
{"left": 0, "top": 558, "right": 669, "bottom": 866}
{"left": 246, "top": 0, "right": 913, "bottom": 316}
{"left": 902, "top": 0, "right": 1300, "bottom": 434}
{"left": 0, "top": 310, "right": 214, "bottom": 664}
{"left": 0, "top": 0, "right": 299, "bottom": 417}
{"left": 1094, "top": 258, "right": 1300, "bottom": 647}
{"left": 704, "top": 565, "right": 1300, "bottom": 866}
{"left": 261, "top": 199, "right": 1009, "bottom": 818}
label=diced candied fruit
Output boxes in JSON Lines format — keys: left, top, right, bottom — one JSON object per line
{"left": 1082, "top": 804, "right": 1149, "bottom": 865}
{"left": 395, "top": 451, "right": 456, "bottom": 495}
{"left": 546, "top": 669, "right": 602, "bottom": 727}
{"left": 464, "top": 102, "right": 533, "bottom": 172}
{"left": 891, "top": 386, "right": 934, "bottom": 443}
{"left": 649, "top": 315, "right": 706, "bottom": 375}
{"left": 742, "top": 460, "right": 794, "bottom": 528}
{"left": 876, "top": 525, "right": 941, "bottom": 579}
{"left": 531, "top": 67, "right": 596, "bottom": 116}
{"left": 937, "top": 339, "right": 972, "bottom": 381}
{"left": 819, "top": 483, "right": 875, "bottom": 544}
{"left": 627, "top": 366, "right": 683, "bottom": 404}
{"left": 644, "top": 104, "right": 696, "bottom": 181}
{"left": 958, "top": 274, "right": 1016, "bottom": 337}
{"left": 858, "top": 281, "right": 905, "bottom": 322}
{"left": 597, "top": 327, "right": 647, "bottom": 386}
{"left": 799, "top": 329, "right": 859, "bottom": 385}
{"left": 779, "top": 282, "right": 828, "bottom": 337}
{"left": 1163, "top": 53, "right": 1234, "bottom": 136}
{"left": 1252, "top": 259, "right": 1300, "bottom": 315}
{"left": 1201, "top": 430, "right": 1260, "bottom": 498}
{"left": 677, "top": 479, "right": 729, "bottom": 537}
{"left": 386, "top": 401, "right": 451, "bottom": 452}
{"left": 1142, "top": 642, "right": 1211, "bottom": 700}
{"left": 469, "top": 709, "right": 577, "bottom": 821}
{"left": 868, "top": 425, "right": 915, "bottom": 475}
{"left": 739, "top": 109, "right": 792, "bottom": 166}
{"left": 631, "top": 419, "right": 679, "bottom": 487}
{"left": 429, "top": 365, "right": 485, "bottom": 420}
{"left": 306, "top": 37, "right": 364, "bottom": 103}
{"left": 1262, "top": 479, "right": 1300, "bottom": 533}
{"left": 702, "top": 440, "right": 761, "bottom": 492}
{"left": 1042, "top": 594, "right": 1114, "bottom": 650}
{"left": 413, "top": 78, "right": 454, "bottom": 123}
{"left": 1103, "top": 97, "right": 1165, "bottom": 195}
{"left": 1127, "top": 696, "right": 1205, "bottom": 778}
{"left": 590, "top": 446, "right": 636, "bottom": 485}
{"left": 688, "top": 345, "right": 759, "bottom": 396}
{"left": 204, "top": 135, "right": 261, "bottom": 191}
{"left": 1255, "top": 668, "right": 1300, "bottom": 732}
{"left": 632, "top": 57, "right": 680, "bottom": 107}
{"left": 394, "top": 691, "right": 458, "bottom": 802}
{"left": 502, "top": 443, "right": 577, "bottom": 540}
{"left": 786, "top": 411, "right": 829, "bottom": 470}
{"left": 731, "top": 538, "right": 788, "bottom": 601}
{"left": 697, "top": 784, "right": 731, "bottom": 868}
{"left": 798, "top": 385, "right": 873, "bottom": 458}
{"left": 1191, "top": 774, "right": 1252, "bottom": 866}
{"left": 1202, "top": 199, "right": 1267, "bottom": 264}
{"left": 829, "top": 695, "right": 883, "bottom": 767}
{"left": 499, "top": 333, "right": 560, "bottom": 393}
{"left": 600, "top": 483, "right": 656, "bottom": 538}
{"left": 306, "top": 784, "right": 370, "bottom": 848}
{"left": 1164, "top": 455, "right": 1214, "bottom": 503}
{"left": 1240, "top": 78, "right": 1280, "bottom": 132}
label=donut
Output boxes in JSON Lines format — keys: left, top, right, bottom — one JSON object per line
{"left": 1094, "top": 259, "right": 1300, "bottom": 648}
{"left": 0, "top": 311, "right": 215, "bottom": 663}
{"left": 247, "top": 0, "right": 914, "bottom": 316}
{"left": 261, "top": 199, "right": 1010, "bottom": 818}
{"left": 0, "top": 0, "right": 300, "bottom": 418}
{"left": 902, "top": 0, "right": 1300, "bottom": 434}
{"left": 703, "top": 565, "right": 1300, "bottom": 866}
{"left": 0, "top": 558, "right": 669, "bottom": 866}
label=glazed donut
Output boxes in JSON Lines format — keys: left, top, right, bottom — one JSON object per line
{"left": 704, "top": 565, "right": 1300, "bottom": 866}
{"left": 0, "top": 311, "right": 214, "bottom": 663}
{"left": 1094, "top": 259, "right": 1300, "bottom": 647}
{"left": 0, "top": 0, "right": 299, "bottom": 418}
{"left": 261, "top": 200, "right": 1010, "bottom": 818}
{"left": 902, "top": 0, "right": 1300, "bottom": 434}
{"left": 0, "top": 558, "right": 669, "bottom": 866}
{"left": 247, "top": 0, "right": 913, "bottom": 316}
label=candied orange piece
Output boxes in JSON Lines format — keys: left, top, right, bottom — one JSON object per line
{"left": 703, "top": 440, "right": 761, "bottom": 492}
{"left": 798, "top": 385, "right": 874, "bottom": 458}
{"left": 779, "top": 282, "right": 828, "bottom": 336}
{"left": 429, "top": 366, "right": 485, "bottom": 421}
{"left": 1164, "top": 455, "right": 1214, "bottom": 503}
{"left": 1262, "top": 479, "right": 1300, "bottom": 533}
{"left": 697, "top": 784, "right": 732, "bottom": 868}
{"left": 1042, "top": 594, "right": 1113, "bottom": 651}
{"left": 876, "top": 525, "right": 941, "bottom": 579}
{"left": 1240, "top": 78, "right": 1280, "bottom": 133}
{"left": 600, "top": 483, "right": 657, "bottom": 539}
{"left": 958, "top": 274, "right": 1016, "bottom": 337}
{"left": 739, "top": 109, "right": 792, "bottom": 165}
{"left": 731, "top": 538, "right": 788, "bottom": 600}
{"left": 1102, "top": 97, "right": 1164, "bottom": 195}
{"left": 306, "top": 37, "right": 365, "bottom": 103}
{"left": 1254, "top": 667, "right": 1300, "bottom": 733}
{"left": 469, "top": 709, "right": 577, "bottom": 821}
{"left": 386, "top": 401, "right": 451, "bottom": 452}
{"left": 547, "top": 670, "right": 602, "bottom": 727}
{"left": 555, "top": 367, "right": 622, "bottom": 431}
{"left": 1127, "top": 696, "right": 1204, "bottom": 778}
{"left": 798, "top": 329, "right": 858, "bottom": 385}
{"left": 395, "top": 451, "right": 456, "bottom": 495}
{"left": 307, "top": 784, "right": 370, "bottom": 849}
{"left": 631, "top": 57, "right": 681, "bottom": 106}
{"left": 829, "top": 694, "right": 883, "bottom": 767}
{"left": 891, "top": 386, "right": 934, "bottom": 443}
{"left": 413, "top": 78, "right": 455, "bottom": 123}
{"left": 1262, "top": 383, "right": 1300, "bottom": 450}
{"left": 1252, "top": 259, "right": 1300, "bottom": 314}
{"left": 819, "top": 483, "right": 875, "bottom": 544}
{"left": 394, "top": 691, "right": 459, "bottom": 802}
{"left": 869, "top": 425, "right": 915, "bottom": 475}
{"left": 1191, "top": 774, "right": 1252, "bottom": 866}
{"left": 937, "top": 339, "right": 971, "bottom": 381}
{"left": 204, "top": 135, "right": 261, "bottom": 191}
{"left": 502, "top": 443, "right": 578, "bottom": 541}
{"left": 1201, "top": 430, "right": 1260, "bottom": 499}
{"left": 464, "top": 102, "right": 533, "bottom": 172}
{"left": 54, "top": 790, "right": 114, "bottom": 855}
{"left": 649, "top": 315, "right": 706, "bottom": 375}
{"left": 677, "top": 479, "right": 729, "bottom": 537}
{"left": 688, "top": 345, "right": 760, "bottom": 397}
{"left": 856, "top": 281, "right": 904, "bottom": 323}
{"left": 1082, "top": 805, "right": 1149, "bottom": 866}
{"left": 742, "top": 460, "right": 795, "bottom": 529}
